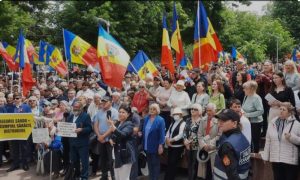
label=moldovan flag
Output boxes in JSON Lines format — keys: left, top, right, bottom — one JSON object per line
{"left": 15, "top": 30, "right": 36, "bottom": 96}
{"left": 161, "top": 14, "right": 175, "bottom": 74}
{"left": 232, "top": 46, "right": 244, "bottom": 61}
{"left": 63, "top": 29, "right": 98, "bottom": 67}
{"left": 0, "top": 42, "right": 18, "bottom": 71}
{"left": 38, "top": 40, "right": 48, "bottom": 63}
{"left": 128, "top": 50, "right": 158, "bottom": 80}
{"left": 171, "top": 3, "right": 186, "bottom": 66}
{"left": 193, "top": 1, "right": 222, "bottom": 70}
{"left": 97, "top": 26, "right": 130, "bottom": 88}
{"left": 25, "top": 39, "right": 43, "bottom": 65}
{"left": 47, "top": 44, "right": 68, "bottom": 77}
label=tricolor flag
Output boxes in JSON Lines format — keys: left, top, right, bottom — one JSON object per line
{"left": 46, "top": 44, "right": 68, "bottom": 77}
{"left": 193, "top": 1, "right": 222, "bottom": 70}
{"left": 25, "top": 39, "right": 43, "bottom": 65}
{"left": 63, "top": 29, "right": 98, "bottom": 67}
{"left": 15, "top": 30, "right": 35, "bottom": 96}
{"left": 39, "top": 40, "right": 48, "bottom": 63}
{"left": 128, "top": 50, "right": 159, "bottom": 80}
{"left": 97, "top": 26, "right": 130, "bottom": 88}
{"left": 161, "top": 14, "right": 175, "bottom": 74}
{"left": 232, "top": 46, "right": 244, "bottom": 60}
{"left": 171, "top": 3, "right": 186, "bottom": 66}
{"left": 0, "top": 42, "right": 18, "bottom": 71}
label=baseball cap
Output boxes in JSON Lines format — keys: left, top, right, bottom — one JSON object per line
{"left": 215, "top": 109, "right": 240, "bottom": 122}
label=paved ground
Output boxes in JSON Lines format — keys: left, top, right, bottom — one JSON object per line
{"left": 0, "top": 163, "right": 189, "bottom": 180}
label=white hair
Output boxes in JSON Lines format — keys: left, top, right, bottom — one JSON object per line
{"left": 206, "top": 103, "right": 216, "bottom": 111}
{"left": 149, "top": 103, "right": 160, "bottom": 114}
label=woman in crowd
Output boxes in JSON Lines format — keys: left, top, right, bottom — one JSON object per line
{"left": 167, "top": 80, "right": 191, "bottom": 119}
{"left": 107, "top": 105, "right": 136, "bottom": 180}
{"left": 191, "top": 82, "right": 210, "bottom": 110}
{"left": 284, "top": 60, "right": 300, "bottom": 91}
{"left": 198, "top": 103, "right": 219, "bottom": 179}
{"left": 233, "top": 72, "right": 248, "bottom": 103}
{"left": 262, "top": 102, "right": 300, "bottom": 180}
{"left": 165, "top": 107, "right": 186, "bottom": 180}
{"left": 242, "top": 80, "right": 264, "bottom": 153}
{"left": 209, "top": 80, "right": 225, "bottom": 113}
{"left": 156, "top": 78, "right": 174, "bottom": 131}
{"left": 142, "top": 103, "right": 165, "bottom": 180}
{"left": 268, "top": 71, "right": 295, "bottom": 121}
{"left": 183, "top": 103, "right": 202, "bottom": 180}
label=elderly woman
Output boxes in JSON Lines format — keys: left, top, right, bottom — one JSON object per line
{"left": 284, "top": 60, "right": 300, "bottom": 91}
{"left": 268, "top": 71, "right": 295, "bottom": 121}
{"left": 198, "top": 103, "right": 219, "bottom": 179}
{"left": 142, "top": 103, "right": 165, "bottom": 180}
{"left": 156, "top": 78, "right": 174, "bottom": 130}
{"left": 191, "top": 82, "right": 209, "bottom": 109}
{"left": 107, "top": 105, "right": 136, "bottom": 180}
{"left": 242, "top": 80, "right": 264, "bottom": 153}
{"left": 165, "top": 107, "right": 186, "bottom": 180}
{"left": 262, "top": 102, "right": 300, "bottom": 180}
{"left": 209, "top": 80, "right": 226, "bottom": 113}
{"left": 183, "top": 104, "right": 202, "bottom": 180}
{"left": 167, "top": 80, "right": 191, "bottom": 119}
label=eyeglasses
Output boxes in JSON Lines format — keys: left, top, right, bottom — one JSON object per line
{"left": 191, "top": 108, "right": 199, "bottom": 111}
{"left": 14, "top": 97, "right": 20, "bottom": 100}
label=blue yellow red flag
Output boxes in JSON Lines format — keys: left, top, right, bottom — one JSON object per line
{"left": 46, "top": 44, "right": 68, "bottom": 77}
{"left": 97, "top": 26, "right": 130, "bottom": 88}
{"left": 63, "top": 29, "right": 98, "bottom": 67}
{"left": 0, "top": 42, "right": 18, "bottom": 71}
{"left": 128, "top": 50, "right": 158, "bottom": 80}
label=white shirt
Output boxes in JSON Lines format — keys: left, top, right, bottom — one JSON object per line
{"left": 166, "top": 119, "right": 186, "bottom": 147}
{"left": 167, "top": 90, "right": 191, "bottom": 116}
{"left": 240, "top": 115, "right": 252, "bottom": 143}
{"left": 73, "top": 115, "right": 79, "bottom": 123}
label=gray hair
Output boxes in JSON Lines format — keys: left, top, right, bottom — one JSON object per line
{"left": 149, "top": 103, "right": 160, "bottom": 114}
{"left": 206, "top": 103, "right": 216, "bottom": 111}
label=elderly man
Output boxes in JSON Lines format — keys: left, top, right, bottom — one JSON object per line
{"left": 76, "top": 82, "right": 94, "bottom": 99}
{"left": 111, "top": 92, "right": 122, "bottom": 110}
{"left": 93, "top": 96, "right": 118, "bottom": 180}
{"left": 66, "top": 101, "right": 92, "bottom": 180}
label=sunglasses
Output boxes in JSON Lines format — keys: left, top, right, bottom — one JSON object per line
{"left": 14, "top": 97, "right": 20, "bottom": 100}
{"left": 191, "top": 108, "right": 199, "bottom": 111}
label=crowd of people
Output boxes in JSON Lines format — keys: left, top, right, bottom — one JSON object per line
{"left": 0, "top": 58, "right": 300, "bottom": 180}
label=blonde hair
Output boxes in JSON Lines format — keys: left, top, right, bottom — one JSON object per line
{"left": 243, "top": 80, "right": 258, "bottom": 93}
{"left": 284, "top": 60, "right": 298, "bottom": 74}
{"left": 280, "top": 102, "right": 295, "bottom": 115}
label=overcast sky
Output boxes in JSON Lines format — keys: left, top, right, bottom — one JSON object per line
{"left": 227, "top": 1, "right": 270, "bottom": 16}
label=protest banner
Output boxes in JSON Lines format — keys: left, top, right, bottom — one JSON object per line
{"left": 32, "top": 128, "right": 49, "bottom": 143}
{"left": 57, "top": 122, "right": 77, "bottom": 137}
{"left": 0, "top": 113, "right": 34, "bottom": 141}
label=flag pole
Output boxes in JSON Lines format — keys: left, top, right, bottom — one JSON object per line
{"left": 62, "top": 28, "right": 70, "bottom": 83}
{"left": 128, "top": 61, "right": 140, "bottom": 78}
{"left": 198, "top": 0, "right": 201, "bottom": 69}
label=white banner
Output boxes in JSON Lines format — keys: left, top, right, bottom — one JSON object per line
{"left": 57, "top": 122, "right": 77, "bottom": 137}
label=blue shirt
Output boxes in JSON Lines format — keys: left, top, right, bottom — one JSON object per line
{"left": 14, "top": 103, "right": 32, "bottom": 113}
{"left": 144, "top": 120, "right": 153, "bottom": 151}
{"left": 94, "top": 107, "right": 118, "bottom": 141}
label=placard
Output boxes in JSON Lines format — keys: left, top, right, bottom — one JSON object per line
{"left": 32, "top": 128, "right": 49, "bottom": 143}
{"left": 57, "top": 122, "right": 77, "bottom": 137}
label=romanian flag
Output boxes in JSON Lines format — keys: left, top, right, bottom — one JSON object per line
{"left": 232, "top": 46, "right": 244, "bottom": 60}
{"left": 128, "top": 50, "right": 159, "bottom": 80}
{"left": 15, "top": 30, "right": 35, "bottom": 96}
{"left": 0, "top": 42, "right": 18, "bottom": 71}
{"left": 46, "top": 44, "right": 68, "bottom": 77}
{"left": 161, "top": 14, "right": 175, "bottom": 74}
{"left": 97, "top": 26, "right": 130, "bottom": 88}
{"left": 63, "top": 29, "right": 98, "bottom": 67}
{"left": 171, "top": 3, "right": 186, "bottom": 66}
{"left": 193, "top": 1, "right": 222, "bottom": 70}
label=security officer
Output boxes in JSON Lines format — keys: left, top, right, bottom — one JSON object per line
{"left": 213, "top": 109, "right": 250, "bottom": 180}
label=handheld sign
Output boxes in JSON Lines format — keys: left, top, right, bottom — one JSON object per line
{"left": 32, "top": 128, "right": 49, "bottom": 143}
{"left": 57, "top": 122, "right": 77, "bottom": 137}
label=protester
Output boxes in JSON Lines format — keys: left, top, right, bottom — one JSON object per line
{"left": 262, "top": 102, "right": 300, "bottom": 180}
{"left": 131, "top": 81, "right": 150, "bottom": 114}
{"left": 284, "top": 60, "right": 300, "bottom": 91}
{"left": 209, "top": 80, "right": 225, "bottom": 113}
{"left": 191, "top": 82, "right": 209, "bottom": 109}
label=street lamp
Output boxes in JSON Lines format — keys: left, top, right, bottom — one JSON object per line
{"left": 266, "top": 33, "right": 279, "bottom": 71}
{"left": 96, "top": 17, "right": 110, "bottom": 33}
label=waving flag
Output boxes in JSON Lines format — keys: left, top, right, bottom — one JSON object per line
{"left": 39, "top": 40, "right": 48, "bottom": 63}
{"left": 193, "top": 1, "right": 222, "bottom": 70}
{"left": 128, "top": 50, "right": 158, "bottom": 80}
{"left": 0, "top": 42, "right": 18, "bottom": 71}
{"left": 171, "top": 3, "right": 186, "bottom": 66}
{"left": 161, "top": 14, "right": 175, "bottom": 74}
{"left": 97, "top": 26, "right": 130, "bottom": 88}
{"left": 232, "top": 46, "right": 244, "bottom": 60}
{"left": 47, "top": 44, "right": 68, "bottom": 77}
{"left": 63, "top": 29, "right": 98, "bottom": 67}
{"left": 15, "top": 30, "right": 35, "bottom": 96}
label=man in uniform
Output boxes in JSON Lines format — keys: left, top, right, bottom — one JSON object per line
{"left": 213, "top": 109, "right": 250, "bottom": 180}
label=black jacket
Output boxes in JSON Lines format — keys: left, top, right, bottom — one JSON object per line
{"left": 111, "top": 120, "right": 136, "bottom": 168}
